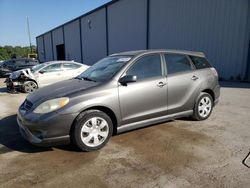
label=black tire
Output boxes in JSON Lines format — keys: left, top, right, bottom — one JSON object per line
{"left": 192, "top": 92, "right": 213, "bottom": 121}
{"left": 23, "top": 81, "right": 38, "bottom": 93}
{"left": 71, "top": 110, "right": 113, "bottom": 152}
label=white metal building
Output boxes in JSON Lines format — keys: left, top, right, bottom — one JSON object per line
{"left": 36, "top": 0, "right": 250, "bottom": 81}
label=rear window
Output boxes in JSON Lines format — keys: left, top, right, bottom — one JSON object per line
{"left": 189, "top": 56, "right": 211, "bottom": 69}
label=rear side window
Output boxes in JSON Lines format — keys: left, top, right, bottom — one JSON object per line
{"left": 63, "top": 63, "right": 81, "bottom": 70}
{"left": 126, "top": 54, "right": 162, "bottom": 80}
{"left": 164, "top": 54, "right": 192, "bottom": 75}
{"left": 189, "top": 56, "right": 211, "bottom": 69}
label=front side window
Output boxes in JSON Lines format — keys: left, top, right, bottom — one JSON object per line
{"left": 189, "top": 56, "right": 211, "bottom": 69}
{"left": 165, "top": 54, "right": 192, "bottom": 75}
{"left": 31, "top": 63, "right": 47, "bottom": 73}
{"left": 78, "top": 56, "right": 132, "bottom": 82}
{"left": 42, "top": 64, "right": 62, "bottom": 73}
{"left": 126, "top": 54, "right": 162, "bottom": 80}
{"left": 4, "top": 61, "right": 14, "bottom": 68}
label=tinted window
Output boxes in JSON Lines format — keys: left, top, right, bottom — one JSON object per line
{"left": 42, "top": 64, "right": 61, "bottom": 73}
{"left": 165, "top": 54, "right": 192, "bottom": 75}
{"left": 4, "top": 61, "right": 14, "bottom": 68}
{"left": 27, "top": 60, "right": 37, "bottom": 65}
{"left": 127, "top": 55, "right": 162, "bottom": 80}
{"left": 190, "top": 56, "right": 211, "bottom": 69}
{"left": 63, "top": 63, "right": 81, "bottom": 70}
{"left": 15, "top": 60, "right": 26, "bottom": 67}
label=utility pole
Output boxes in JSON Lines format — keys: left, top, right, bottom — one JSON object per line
{"left": 26, "top": 16, "right": 32, "bottom": 53}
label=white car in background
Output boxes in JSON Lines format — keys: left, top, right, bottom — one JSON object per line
{"left": 5, "top": 61, "right": 89, "bottom": 93}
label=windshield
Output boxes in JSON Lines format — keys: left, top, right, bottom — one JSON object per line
{"left": 77, "top": 56, "right": 132, "bottom": 82}
{"left": 31, "top": 63, "right": 47, "bottom": 73}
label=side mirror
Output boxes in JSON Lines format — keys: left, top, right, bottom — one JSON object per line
{"left": 119, "top": 75, "right": 137, "bottom": 85}
{"left": 39, "top": 70, "right": 46, "bottom": 74}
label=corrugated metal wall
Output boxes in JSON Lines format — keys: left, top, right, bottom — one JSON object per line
{"left": 81, "top": 8, "right": 107, "bottom": 65}
{"left": 52, "top": 27, "right": 64, "bottom": 60}
{"left": 149, "top": 0, "right": 250, "bottom": 80}
{"left": 37, "top": 0, "right": 250, "bottom": 80}
{"left": 36, "top": 36, "right": 45, "bottom": 62}
{"left": 107, "top": 0, "right": 147, "bottom": 54}
{"left": 43, "top": 33, "right": 53, "bottom": 61}
{"left": 64, "top": 20, "right": 82, "bottom": 63}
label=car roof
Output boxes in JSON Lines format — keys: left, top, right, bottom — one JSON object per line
{"left": 42, "top": 60, "right": 83, "bottom": 66}
{"left": 110, "top": 49, "right": 205, "bottom": 58}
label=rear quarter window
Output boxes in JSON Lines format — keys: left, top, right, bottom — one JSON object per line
{"left": 63, "top": 63, "right": 81, "bottom": 70}
{"left": 189, "top": 56, "right": 212, "bottom": 69}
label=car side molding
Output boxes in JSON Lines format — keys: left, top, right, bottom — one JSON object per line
{"left": 117, "top": 110, "right": 193, "bottom": 133}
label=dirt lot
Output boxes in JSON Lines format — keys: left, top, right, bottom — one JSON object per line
{"left": 0, "top": 78, "right": 249, "bottom": 188}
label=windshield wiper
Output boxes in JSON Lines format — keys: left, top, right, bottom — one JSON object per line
{"left": 75, "top": 76, "right": 83, "bottom": 80}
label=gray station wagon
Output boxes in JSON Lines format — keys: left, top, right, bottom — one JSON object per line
{"left": 17, "top": 50, "right": 220, "bottom": 151}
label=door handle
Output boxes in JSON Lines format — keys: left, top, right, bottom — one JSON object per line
{"left": 157, "top": 82, "right": 166, "bottom": 88}
{"left": 191, "top": 75, "right": 199, "bottom": 81}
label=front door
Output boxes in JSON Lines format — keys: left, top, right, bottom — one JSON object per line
{"left": 37, "top": 63, "right": 63, "bottom": 87}
{"left": 118, "top": 54, "right": 167, "bottom": 125}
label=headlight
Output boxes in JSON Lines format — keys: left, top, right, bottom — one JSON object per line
{"left": 33, "top": 97, "right": 69, "bottom": 114}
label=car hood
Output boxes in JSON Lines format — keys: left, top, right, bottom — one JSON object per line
{"left": 10, "top": 68, "right": 35, "bottom": 80}
{"left": 27, "top": 79, "right": 100, "bottom": 105}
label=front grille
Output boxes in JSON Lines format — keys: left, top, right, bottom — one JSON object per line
{"left": 22, "top": 99, "right": 33, "bottom": 111}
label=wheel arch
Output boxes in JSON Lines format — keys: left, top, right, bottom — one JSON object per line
{"left": 24, "top": 79, "right": 39, "bottom": 87}
{"left": 201, "top": 89, "right": 215, "bottom": 102}
{"left": 70, "top": 105, "right": 118, "bottom": 136}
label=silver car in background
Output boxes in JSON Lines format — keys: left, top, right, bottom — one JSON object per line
{"left": 6, "top": 61, "right": 89, "bottom": 93}
{"left": 17, "top": 50, "right": 220, "bottom": 151}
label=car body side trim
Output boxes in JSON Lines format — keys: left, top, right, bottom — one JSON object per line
{"left": 117, "top": 110, "right": 193, "bottom": 133}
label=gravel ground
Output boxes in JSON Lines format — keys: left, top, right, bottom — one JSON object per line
{"left": 0, "top": 78, "right": 249, "bottom": 188}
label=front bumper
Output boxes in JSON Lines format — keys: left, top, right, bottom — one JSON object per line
{"left": 0, "top": 70, "right": 11, "bottom": 77}
{"left": 17, "top": 108, "right": 77, "bottom": 146}
{"left": 5, "top": 78, "right": 22, "bottom": 92}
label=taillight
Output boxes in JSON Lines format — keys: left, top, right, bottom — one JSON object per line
{"left": 210, "top": 68, "right": 218, "bottom": 77}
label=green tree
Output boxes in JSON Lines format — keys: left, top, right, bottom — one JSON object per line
{"left": 0, "top": 45, "right": 37, "bottom": 61}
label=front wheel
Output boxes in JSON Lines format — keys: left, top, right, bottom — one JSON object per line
{"left": 71, "top": 110, "right": 113, "bottom": 151}
{"left": 192, "top": 92, "right": 213, "bottom": 121}
{"left": 23, "top": 81, "right": 38, "bottom": 93}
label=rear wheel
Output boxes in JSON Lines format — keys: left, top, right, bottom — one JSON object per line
{"left": 23, "top": 81, "right": 38, "bottom": 93}
{"left": 192, "top": 92, "right": 213, "bottom": 121}
{"left": 71, "top": 110, "right": 113, "bottom": 151}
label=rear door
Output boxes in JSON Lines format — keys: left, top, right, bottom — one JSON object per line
{"left": 164, "top": 53, "right": 201, "bottom": 114}
{"left": 118, "top": 54, "right": 168, "bottom": 125}
{"left": 62, "top": 63, "right": 82, "bottom": 80}
{"left": 37, "top": 63, "right": 63, "bottom": 87}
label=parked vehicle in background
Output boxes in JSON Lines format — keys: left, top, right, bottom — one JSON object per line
{"left": 0, "top": 58, "right": 39, "bottom": 77}
{"left": 5, "top": 61, "right": 89, "bottom": 93}
{"left": 17, "top": 50, "right": 220, "bottom": 151}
